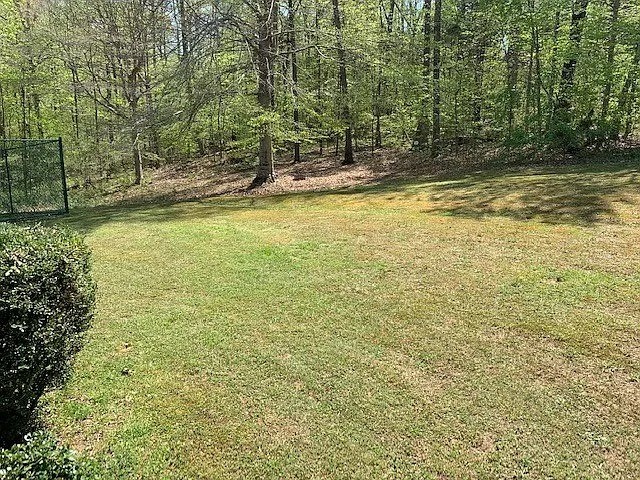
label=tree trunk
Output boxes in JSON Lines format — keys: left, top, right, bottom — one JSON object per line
{"left": 144, "top": 55, "right": 160, "bottom": 158}
{"left": 601, "top": 0, "right": 621, "bottom": 121}
{"left": 375, "top": 64, "right": 382, "bottom": 148}
{"left": 32, "top": 93, "right": 44, "bottom": 139}
{"left": 534, "top": 25, "right": 542, "bottom": 133}
{"left": 177, "top": 0, "right": 190, "bottom": 58}
{"left": 93, "top": 91, "right": 100, "bottom": 145}
{"left": 288, "top": 0, "right": 301, "bottom": 163}
{"left": 414, "top": 0, "right": 431, "bottom": 148}
{"left": 619, "top": 42, "right": 640, "bottom": 137}
{"left": 431, "top": 0, "right": 441, "bottom": 156}
{"left": 525, "top": 25, "right": 534, "bottom": 128}
{"left": 506, "top": 28, "right": 520, "bottom": 135}
{"left": 20, "top": 85, "right": 30, "bottom": 139}
{"left": 133, "top": 133, "right": 143, "bottom": 185}
{"left": 472, "top": 42, "right": 485, "bottom": 126}
{"left": 71, "top": 66, "right": 80, "bottom": 140}
{"left": 547, "top": 10, "right": 561, "bottom": 128}
{"left": 0, "top": 82, "right": 6, "bottom": 139}
{"left": 375, "top": 0, "right": 393, "bottom": 149}
{"left": 105, "top": 66, "right": 115, "bottom": 144}
{"left": 333, "top": 0, "right": 354, "bottom": 165}
{"left": 132, "top": 102, "right": 143, "bottom": 185}
{"left": 252, "top": 0, "right": 278, "bottom": 186}
{"left": 555, "top": 0, "right": 589, "bottom": 117}
{"left": 315, "top": 1, "right": 325, "bottom": 155}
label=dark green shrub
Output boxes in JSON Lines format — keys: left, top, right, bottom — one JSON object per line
{"left": 503, "top": 126, "right": 534, "bottom": 148}
{"left": 0, "top": 224, "right": 95, "bottom": 447}
{"left": 0, "top": 431, "right": 98, "bottom": 479}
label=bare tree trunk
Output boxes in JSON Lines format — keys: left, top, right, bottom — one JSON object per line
{"left": 144, "top": 54, "right": 160, "bottom": 157}
{"left": 105, "top": 66, "right": 115, "bottom": 144}
{"left": 252, "top": 0, "right": 278, "bottom": 186}
{"left": 375, "top": 68, "right": 382, "bottom": 148}
{"left": 315, "top": 2, "right": 324, "bottom": 154}
{"left": 431, "top": 0, "right": 441, "bottom": 156}
{"left": 217, "top": 96, "right": 224, "bottom": 158}
{"left": 525, "top": 22, "right": 534, "bottom": 129}
{"left": 93, "top": 91, "right": 100, "bottom": 144}
{"left": 332, "top": 0, "right": 354, "bottom": 165}
{"left": 177, "top": 0, "right": 193, "bottom": 100}
{"left": 375, "top": 0, "right": 394, "bottom": 149}
{"left": 177, "top": 0, "right": 189, "bottom": 58}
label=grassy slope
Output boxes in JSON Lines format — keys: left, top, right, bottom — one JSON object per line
{"left": 47, "top": 160, "right": 640, "bottom": 479}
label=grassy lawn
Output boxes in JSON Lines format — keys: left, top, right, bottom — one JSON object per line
{"left": 46, "top": 161, "right": 640, "bottom": 479}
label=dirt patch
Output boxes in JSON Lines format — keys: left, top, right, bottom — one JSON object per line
{"left": 79, "top": 142, "right": 640, "bottom": 208}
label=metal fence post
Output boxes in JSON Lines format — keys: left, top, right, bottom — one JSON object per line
{"left": 58, "top": 137, "right": 69, "bottom": 214}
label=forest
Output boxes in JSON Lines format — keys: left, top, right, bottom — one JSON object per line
{"left": 0, "top": 0, "right": 638, "bottom": 187}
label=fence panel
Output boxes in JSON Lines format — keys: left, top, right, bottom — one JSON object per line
{"left": 0, "top": 138, "right": 68, "bottom": 218}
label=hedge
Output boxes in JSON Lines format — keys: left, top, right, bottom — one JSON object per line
{"left": 0, "top": 431, "right": 98, "bottom": 479}
{"left": 0, "top": 224, "right": 95, "bottom": 447}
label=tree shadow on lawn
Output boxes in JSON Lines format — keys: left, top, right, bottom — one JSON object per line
{"left": 63, "top": 158, "right": 640, "bottom": 234}
{"left": 263, "top": 159, "right": 640, "bottom": 226}
{"left": 416, "top": 162, "right": 640, "bottom": 224}
{"left": 61, "top": 197, "right": 267, "bottom": 235}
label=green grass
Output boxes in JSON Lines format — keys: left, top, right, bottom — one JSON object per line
{"left": 46, "top": 160, "right": 640, "bottom": 478}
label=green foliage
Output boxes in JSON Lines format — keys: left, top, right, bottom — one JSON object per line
{"left": 0, "top": 224, "right": 95, "bottom": 446}
{"left": 0, "top": 432, "right": 98, "bottom": 480}
{"left": 584, "top": 118, "right": 620, "bottom": 149}
{"left": 546, "top": 119, "right": 584, "bottom": 153}
{"left": 0, "top": 0, "right": 639, "bottom": 183}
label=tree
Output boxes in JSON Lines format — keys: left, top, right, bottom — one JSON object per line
{"left": 601, "top": 0, "right": 621, "bottom": 120}
{"left": 414, "top": 0, "right": 431, "bottom": 148}
{"left": 431, "top": 0, "right": 441, "bottom": 156}
{"left": 288, "top": 0, "right": 301, "bottom": 163}
{"left": 0, "top": 0, "right": 637, "bottom": 187}
{"left": 251, "top": 0, "right": 278, "bottom": 185}
{"left": 555, "top": 0, "right": 589, "bottom": 118}
{"left": 332, "top": 0, "right": 354, "bottom": 165}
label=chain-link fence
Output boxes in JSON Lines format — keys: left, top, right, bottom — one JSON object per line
{"left": 0, "top": 138, "right": 69, "bottom": 218}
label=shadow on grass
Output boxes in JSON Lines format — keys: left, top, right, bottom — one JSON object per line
{"left": 61, "top": 155, "right": 640, "bottom": 234}
{"left": 418, "top": 162, "right": 640, "bottom": 224}
{"left": 61, "top": 198, "right": 264, "bottom": 234}
{"left": 261, "top": 158, "right": 640, "bottom": 225}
